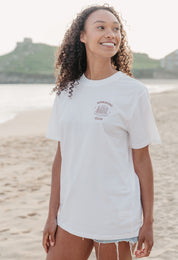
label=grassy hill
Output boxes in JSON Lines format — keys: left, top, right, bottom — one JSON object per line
{"left": 0, "top": 40, "right": 57, "bottom": 75}
{"left": 0, "top": 38, "right": 162, "bottom": 82}
{"left": 133, "top": 52, "right": 161, "bottom": 69}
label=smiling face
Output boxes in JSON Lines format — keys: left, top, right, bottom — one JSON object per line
{"left": 80, "top": 9, "right": 121, "bottom": 59}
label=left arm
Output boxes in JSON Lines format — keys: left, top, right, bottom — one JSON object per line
{"left": 132, "top": 145, "right": 154, "bottom": 258}
{"left": 132, "top": 145, "right": 154, "bottom": 224}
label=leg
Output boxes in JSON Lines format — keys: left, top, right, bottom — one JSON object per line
{"left": 94, "top": 240, "right": 134, "bottom": 260}
{"left": 46, "top": 225, "right": 94, "bottom": 260}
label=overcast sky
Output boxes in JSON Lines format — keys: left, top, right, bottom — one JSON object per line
{"left": 0, "top": 0, "right": 177, "bottom": 59}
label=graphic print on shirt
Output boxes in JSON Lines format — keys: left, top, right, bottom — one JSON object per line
{"left": 94, "top": 100, "right": 113, "bottom": 120}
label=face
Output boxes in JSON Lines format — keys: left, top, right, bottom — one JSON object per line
{"left": 80, "top": 9, "right": 121, "bottom": 59}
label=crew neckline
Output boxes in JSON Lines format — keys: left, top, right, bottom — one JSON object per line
{"left": 80, "top": 71, "right": 122, "bottom": 86}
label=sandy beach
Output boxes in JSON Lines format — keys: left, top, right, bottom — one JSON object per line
{"left": 0, "top": 89, "right": 178, "bottom": 260}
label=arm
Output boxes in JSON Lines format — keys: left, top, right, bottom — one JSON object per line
{"left": 132, "top": 145, "right": 154, "bottom": 225}
{"left": 42, "top": 141, "right": 62, "bottom": 253}
{"left": 132, "top": 145, "right": 154, "bottom": 257}
{"left": 48, "top": 141, "right": 62, "bottom": 219}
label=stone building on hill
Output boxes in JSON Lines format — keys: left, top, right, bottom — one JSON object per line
{"left": 160, "top": 49, "right": 178, "bottom": 73}
{"left": 16, "top": 38, "right": 33, "bottom": 47}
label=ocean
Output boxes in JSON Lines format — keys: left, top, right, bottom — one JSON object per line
{"left": 0, "top": 79, "right": 178, "bottom": 124}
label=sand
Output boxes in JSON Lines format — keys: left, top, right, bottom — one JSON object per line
{"left": 0, "top": 89, "right": 178, "bottom": 259}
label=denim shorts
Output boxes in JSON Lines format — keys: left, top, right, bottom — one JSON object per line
{"left": 92, "top": 236, "right": 139, "bottom": 257}
{"left": 93, "top": 236, "right": 138, "bottom": 244}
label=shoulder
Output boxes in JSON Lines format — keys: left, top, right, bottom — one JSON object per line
{"left": 117, "top": 71, "right": 148, "bottom": 97}
{"left": 56, "top": 88, "right": 69, "bottom": 99}
{"left": 53, "top": 89, "right": 70, "bottom": 107}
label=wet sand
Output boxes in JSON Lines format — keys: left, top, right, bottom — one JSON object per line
{"left": 0, "top": 89, "right": 178, "bottom": 259}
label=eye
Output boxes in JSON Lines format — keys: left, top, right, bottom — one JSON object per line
{"left": 114, "top": 27, "right": 120, "bottom": 31}
{"left": 97, "top": 25, "right": 104, "bottom": 30}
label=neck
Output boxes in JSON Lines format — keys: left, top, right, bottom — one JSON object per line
{"left": 84, "top": 54, "right": 117, "bottom": 80}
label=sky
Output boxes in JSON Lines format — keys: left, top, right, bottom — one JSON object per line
{"left": 0, "top": 0, "right": 177, "bottom": 59}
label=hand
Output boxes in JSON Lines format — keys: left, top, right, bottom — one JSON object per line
{"left": 42, "top": 217, "right": 57, "bottom": 253}
{"left": 135, "top": 223, "right": 154, "bottom": 258}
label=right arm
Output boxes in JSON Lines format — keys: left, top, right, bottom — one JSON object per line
{"left": 42, "top": 141, "right": 62, "bottom": 253}
{"left": 48, "top": 141, "right": 62, "bottom": 219}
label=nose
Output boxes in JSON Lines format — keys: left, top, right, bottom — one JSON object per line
{"left": 104, "top": 29, "right": 115, "bottom": 38}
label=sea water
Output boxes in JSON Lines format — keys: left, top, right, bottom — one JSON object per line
{"left": 0, "top": 84, "right": 54, "bottom": 124}
{"left": 0, "top": 79, "right": 178, "bottom": 124}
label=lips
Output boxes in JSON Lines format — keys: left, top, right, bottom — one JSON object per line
{"left": 100, "top": 42, "right": 116, "bottom": 46}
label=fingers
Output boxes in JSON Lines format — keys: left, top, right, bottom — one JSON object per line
{"left": 136, "top": 237, "right": 144, "bottom": 251}
{"left": 135, "top": 237, "right": 144, "bottom": 258}
{"left": 135, "top": 248, "right": 151, "bottom": 258}
{"left": 135, "top": 248, "right": 146, "bottom": 258}
{"left": 42, "top": 231, "right": 50, "bottom": 253}
{"left": 135, "top": 240, "right": 153, "bottom": 258}
{"left": 144, "top": 240, "right": 153, "bottom": 256}
{"left": 145, "top": 243, "right": 152, "bottom": 256}
{"left": 49, "top": 231, "right": 56, "bottom": 246}
{"left": 42, "top": 227, "right": 57, "bottom": 253}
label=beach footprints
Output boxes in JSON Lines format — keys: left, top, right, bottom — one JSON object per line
{"left": 0, "top": 228, "right": 10, "bottom": 233}
{"left": 18, "top": 215, "right": 27, "bottom": 219}
{"left": 28, "top": 212, "right": 38, "bottom": 217}
{"left": 18, "top": 212, "right": 39, "bottom": 219}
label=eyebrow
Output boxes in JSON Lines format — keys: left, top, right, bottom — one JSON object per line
{"left": 93, "top": 20, "right": 119, "bottom": 25}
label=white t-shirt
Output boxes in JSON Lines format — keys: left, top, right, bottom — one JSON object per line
{"left": 46, "top": 71, "right": 161, "bottom": 240}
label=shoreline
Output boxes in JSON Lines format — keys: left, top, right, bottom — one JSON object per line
{"left": 0, "top": 108, "right": 51, "bottom": 137}
{"left": 0, "top": 88, "right": 177, "bottom": 138}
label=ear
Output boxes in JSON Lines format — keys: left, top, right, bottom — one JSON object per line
{"left": 80, "top": 31, "right": 86, "bottom": 43}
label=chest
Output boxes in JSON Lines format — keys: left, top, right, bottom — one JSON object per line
{"left": 59, "top": 90, "right": 131, "bottom": 139}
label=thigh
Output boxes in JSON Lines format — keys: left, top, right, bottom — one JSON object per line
{"left": 94, "top": 240, "right": 133, "bottom": 260}
{"left": 46, "top": 225, "right": 94, "bottom": 260}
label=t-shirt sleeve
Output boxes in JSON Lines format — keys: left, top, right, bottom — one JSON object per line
{"left": 46, "top": 94, "right": 62, "bottom": 141}
{"left": 128, "top": 87, "right": 162, "bottom": 149}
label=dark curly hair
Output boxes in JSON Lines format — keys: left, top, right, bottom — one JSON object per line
{"left": 52, "top": 4, "right": 133, "bottom": 97}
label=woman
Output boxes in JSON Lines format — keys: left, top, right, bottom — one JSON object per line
{"left": 42, "top": 4, "right": 161, "bottom": 260}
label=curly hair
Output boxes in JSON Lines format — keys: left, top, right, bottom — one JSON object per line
{"left": 52, "top": 4, "right": 133, "bottom": 97}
